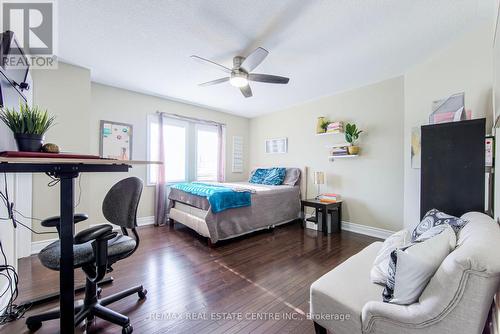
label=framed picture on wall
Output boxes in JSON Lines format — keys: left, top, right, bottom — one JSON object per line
{"left": 265, "top": 138, "right": 288, "bottom": 154}
{"left": 99, "top": 120, "right": 133, "bottom": 160}
{"left": 411, "top": 127, "right": 421, "bottom": 169}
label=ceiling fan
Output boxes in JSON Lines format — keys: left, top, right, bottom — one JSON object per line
{"left": 191, "top": 47, "right": 289, "bottom": 98}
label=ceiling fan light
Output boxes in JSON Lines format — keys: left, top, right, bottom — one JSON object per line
{"left": 229, "top": 76, "right": 248, "bottom": 88}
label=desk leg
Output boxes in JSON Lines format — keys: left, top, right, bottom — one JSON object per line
{"left": 59, "top": 175, "right": 76, "bottom": 332}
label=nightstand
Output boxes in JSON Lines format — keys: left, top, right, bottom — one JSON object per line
{"left": 300, "top": 199, "right": 342, "bottom": 235}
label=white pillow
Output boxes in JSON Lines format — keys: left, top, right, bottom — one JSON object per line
{"left": 370, "top": 229, "right": 410, "bottom": 284}
{"left": 383, "top": 224, "right": 456, "bottom": 305}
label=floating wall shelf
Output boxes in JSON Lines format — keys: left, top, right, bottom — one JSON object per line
{"left": 316, "top": 131, "right": 343, "bottom": 136}
{"left": 329, "top": 155, "right": 358, "bottom": 161}
{"left": 326, "top": 143, "right": 351, "bottom": 148}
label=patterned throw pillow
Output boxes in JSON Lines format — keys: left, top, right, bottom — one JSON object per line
{"left": 249, "top": 168, "right": 268, "bottom": 184}
{"left": 249, "top": 168, "right": 286, "bottom": 185}
{"left": 261, "top": 167, "right": 286, "bottom": 185}
{"left": 411, "top": 208, "right": 468, "bottom": 242}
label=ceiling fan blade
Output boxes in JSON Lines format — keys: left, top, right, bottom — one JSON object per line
{"left": 240, "top": 47, "right": 269, "bottom": 72}
{"left": 190, "top": 55, "right": 232, "bottom": 74}
{"left": 198, "top": 77, "right": 230, "bottom": 87}
{"left": 248, "top": 73, "right": 289, "bottom": 84}
{"left": 240, "top": 85, "right": 252, "bottom": 98}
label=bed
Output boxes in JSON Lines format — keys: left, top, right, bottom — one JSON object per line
{"left": 167, "top": 167, "right": 308, "bottom": 244}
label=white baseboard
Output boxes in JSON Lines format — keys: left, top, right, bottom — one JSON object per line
{"left": 340, "top": 221, "right": 394, "bottom": 239}
{"left": 136, "top": 216, "right": 155, "bottom": 226}
{"left": 304, "top": 214, "right": 394, "bottom": 239}
{"left": 30, "top": 216, "right": 156, "bottom": 255}
{"left": 31, "top": 238, "right": 57, "bottom": 255}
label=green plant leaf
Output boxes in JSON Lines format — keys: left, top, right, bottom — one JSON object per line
{"left": 0, "top": 101, "right": 55, "bottom": 135}
{"left": 344, "top": 123, "right": 362, "bottom": 144}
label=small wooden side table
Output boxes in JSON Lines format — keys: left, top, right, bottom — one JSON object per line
{"left": 300, "top": 199, "right": 342, "bottom": 235}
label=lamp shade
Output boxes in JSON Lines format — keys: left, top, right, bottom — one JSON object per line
{"left": 314, "top": 171, "right": 325, "bottom": 185}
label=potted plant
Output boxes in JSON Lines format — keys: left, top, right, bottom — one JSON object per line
{"left": 316, "top": 117, "right": 330, "bottom": 133}
{"left": 0, "top": 102, "right": 56, "bottom": 152}
{"left": 320, "top": 119, "right": 331, "bottom": 133}
{"left": 345, "top": 123, "right": 363, "bottom": 155}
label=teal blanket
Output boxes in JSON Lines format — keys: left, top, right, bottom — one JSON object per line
{"left": 170, "top": 182, "right": 251, "bottom": 213}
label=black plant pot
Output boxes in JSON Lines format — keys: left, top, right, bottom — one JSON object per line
{"left": 14, "top": 133, "right": 44, "bottom": 152}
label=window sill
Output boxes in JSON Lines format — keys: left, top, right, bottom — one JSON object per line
{"left": 146, "top": 181, "right": 187, "bottom": 187}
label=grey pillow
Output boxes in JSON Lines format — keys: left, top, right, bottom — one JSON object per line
{"left": 283, "top": 168, "right": 301, "bottom": 186}
{"left": 411, "top": 208, "right": 468, "bottom": 242}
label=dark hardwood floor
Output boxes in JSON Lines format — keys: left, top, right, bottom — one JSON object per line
{"left": 2, "top": 222, "right": 379, "bottom": 334}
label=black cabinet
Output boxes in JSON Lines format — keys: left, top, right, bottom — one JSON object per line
{"left": 420, "top": 119, "right": 485, "bottom": 219}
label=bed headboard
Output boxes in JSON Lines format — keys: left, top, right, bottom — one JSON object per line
{"left": 250, "top": 166, "right": 309, "bottom": 200}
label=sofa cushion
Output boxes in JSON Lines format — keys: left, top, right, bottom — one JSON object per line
{"left": 310, "top": 242, "right": 384, "bottom": 334}
{"left": 370, "top": 229, "right": 410, "bottom": 284}
{"left": 383, "top": 224, "right": 456, "bottom": 305}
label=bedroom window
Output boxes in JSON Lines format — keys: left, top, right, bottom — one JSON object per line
{"left": 195, "top": 124, "right": 218, "bottom": 181}
{"left": 148, "top": 116, "right": 188, "bottom": 184}
{"left": 147, "top": 114, "right": 224, "bottom": 185}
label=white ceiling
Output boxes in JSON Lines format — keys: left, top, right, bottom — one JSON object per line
{"left": 58, "top": 0, "right": 493, "bottom": 118}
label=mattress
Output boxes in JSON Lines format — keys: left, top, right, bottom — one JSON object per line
{"left": 167, "top": 182, "right": 301, "bottom": 242}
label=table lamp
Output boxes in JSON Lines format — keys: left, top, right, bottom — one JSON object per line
{"left": 314, "top": 171, "right": 325, "bottom": 198}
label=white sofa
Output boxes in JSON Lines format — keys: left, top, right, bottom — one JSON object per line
{"left": 310, "top": 212, "right": 500, "bottom": 334}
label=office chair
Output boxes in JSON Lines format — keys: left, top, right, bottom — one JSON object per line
{"left": 26, "top": 177, "right": 147, "bottom": 334}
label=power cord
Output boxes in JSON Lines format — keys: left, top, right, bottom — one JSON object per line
{"left": 45, "top": 173, "right": 82, "bottom": 208}
{"left": 1, "top": 172, "right": 84, "bottom": 235}
{"left": 1, "top": 174, "right": 56, "bottom": 235}
{"left": 0, "top": 240, "right": 31, "bottom": 324}
{"left": 0, "top": 172, "right": 84, "bottom": 323}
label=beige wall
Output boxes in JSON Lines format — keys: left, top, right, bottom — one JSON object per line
{"left": 28, "top": 21, "right": 495, "bottom": 242}
{"left": 403, "top": 22, "right": 495, "bottom": 229}
{"left": 31, "top": 63, "right": 250, "bottom": 242}
{"left": 249, "top": 77, "right": 405, "bottom": 232}
{"left": 31, "top": 63, "right": 92, "bottom": 242}
{"left": 87, "top": 83, "right": 250, "bottom": 225}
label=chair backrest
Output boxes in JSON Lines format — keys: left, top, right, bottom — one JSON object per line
{"left": 414, "top": 212, "right": 500, "bottom": 333}
{"left": 102, "top": 177, "right": 143, "bottom": 229}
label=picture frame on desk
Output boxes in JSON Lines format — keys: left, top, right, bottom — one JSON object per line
{"left": 99, "top": 120, "right": 133, "bottom": 160}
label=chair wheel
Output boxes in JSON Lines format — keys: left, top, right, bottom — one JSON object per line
{"left": 122, "top": 325, "right": 133, "bottom": 334}
{"left": 138, "top": 288, "right": 147, "bottom": 300}
{"left": 26, "top": 320, "right": 42, "bottom": 332}
{"left": 97, "top": 287, "right": 102, "bottom": 298}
